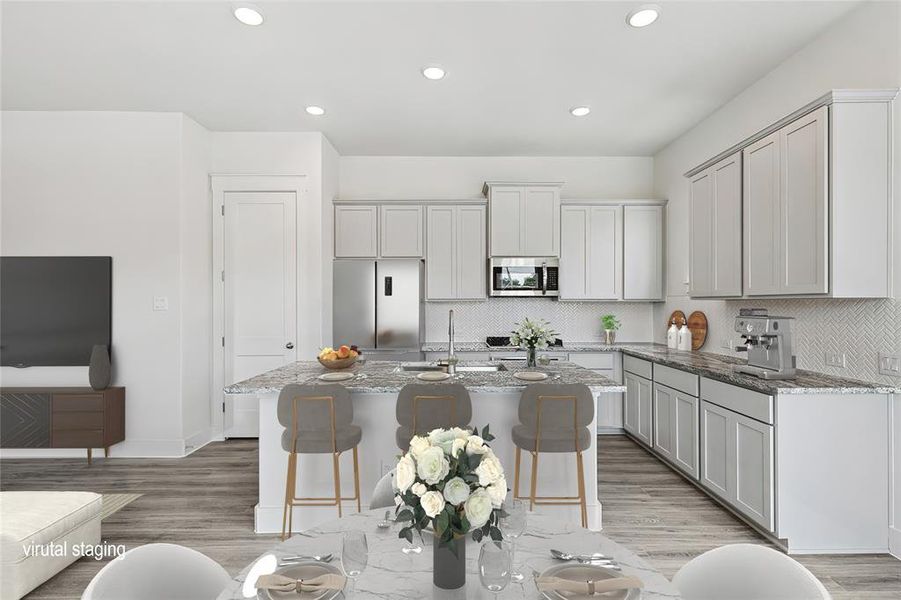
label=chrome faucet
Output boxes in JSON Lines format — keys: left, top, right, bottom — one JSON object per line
{"left": 447, "top": 309, "right": 456, "bottom": 375}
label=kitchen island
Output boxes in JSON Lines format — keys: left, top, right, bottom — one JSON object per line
{"left": 225, "top": 360, "right": 625, "bottom": 534}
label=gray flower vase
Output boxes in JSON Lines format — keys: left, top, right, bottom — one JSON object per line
{"left": 89, "top": 344, "right": 111, "bottom": 391}
{"left": 433, "top": 534, "right": 466, "bottom": 590}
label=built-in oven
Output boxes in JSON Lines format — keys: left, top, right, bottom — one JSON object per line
{"left": 489, "top": 257, "right": 559, "bottom": 297}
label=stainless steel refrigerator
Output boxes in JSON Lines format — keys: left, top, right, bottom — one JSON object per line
{"left": 333, "top": 259, "right": 424, "bottom": 360}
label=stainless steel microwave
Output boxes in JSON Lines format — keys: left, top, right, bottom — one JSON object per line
{"left": 489, "top": 257, "right": 559, "bottom": 297}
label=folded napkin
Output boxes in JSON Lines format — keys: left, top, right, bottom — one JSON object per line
{"left": 256, "top": 573, "right": 346, "bottom": 593}
{"left": 535, "top": 575, "right": 643, "bottom": 595}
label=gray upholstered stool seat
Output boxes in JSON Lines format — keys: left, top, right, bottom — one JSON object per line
{"left": 281, "top": 425, "right": 362, "bottom": 454}
{"left": 395, "top": 383, "right": 472, "bottom": 451}
{"left": 511, "top": 424, "right": 591, "bottom": 453}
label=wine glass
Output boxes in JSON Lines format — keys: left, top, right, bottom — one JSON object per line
{"left": 500, "top": 499, "right": 527, "bottom": 582}
{"left": 479, "top": 540, "right": 513, "bottom": 599}
{"left": 341, "top": 530, "right": 368, "bottom": 597}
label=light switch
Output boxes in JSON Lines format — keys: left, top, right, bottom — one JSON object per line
{"left": 153, "top": 296, "right": 169, "bottom": 311}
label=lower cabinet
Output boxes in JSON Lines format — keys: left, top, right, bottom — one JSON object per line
{"left": 700, "top": 399, "right": 774, "bottom": 531}
{"left": 568, "top": 352, "right": 623, "bottom": 431}
{"left": 624, "top": 371, "right": 653, "bottom": 447}
{"left": 653, "top": 383, "right": 699, "bottom": 479}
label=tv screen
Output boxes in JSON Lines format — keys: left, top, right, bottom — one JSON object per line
{"left": 1, "top": 257, "right": 112, "bottom": 367}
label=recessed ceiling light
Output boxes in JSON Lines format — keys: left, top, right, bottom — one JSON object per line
{"left": 233, "top": 3, "right": 264, "bottom": 26}
{"left": 627, "top": 4, "right": 660, "bottom": 28}
{"left": 570, "top": 106, "right": 591, "bottom": 117}
{"left": 305, "top": 106, "right": 326, "bottom": 116}
{"left": 422, "top": 66, "right": 446, "bottom": 80}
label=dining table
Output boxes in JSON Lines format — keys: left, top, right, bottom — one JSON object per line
{"left": 217, "top": 508, "right": 681, "bottom": 599}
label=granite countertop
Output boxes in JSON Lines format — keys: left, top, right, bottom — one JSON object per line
{"left": 224, "top": 360, "right": 626, "bottom": 395}
{"left": 421, "top": 341, "right": 636, "bottom": 352}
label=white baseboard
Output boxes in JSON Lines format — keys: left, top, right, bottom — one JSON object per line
{"left": 0, "top": 438, "right": 188, "bottom": 459}
{"left": 890, "top": 526, "right": 901, "bottom": 559}
{"left": 183, "top": 427, "right": 214, "bottom": 455}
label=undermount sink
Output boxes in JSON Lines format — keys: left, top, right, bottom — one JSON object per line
{"left": 399, "top": 363, "right": 508, "bottom": 373}
{"left": 456, "top": 364, "right": 508, "bottom": 372}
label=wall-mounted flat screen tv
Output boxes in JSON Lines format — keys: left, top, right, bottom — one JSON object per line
{"left": 1, "top": 257, "right": 112, "bottom": 367}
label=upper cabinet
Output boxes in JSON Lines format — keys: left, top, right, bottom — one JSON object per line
{"left": 686, "top": 90, "right": 896, "bottom": 298}
{"left": 425, "top": 204, "right": 487, "bottom": 300}
{"left": 560, "top": 200, "right": 664, "bottom": 302}
{"left": 334, "top": 203, "right": 424, "bottom": 259}
{"left": 689, "top": 152, "right": 742, "bottom": 297}
{"left": 484, "top": 182, "right": 561, "bottom": 257}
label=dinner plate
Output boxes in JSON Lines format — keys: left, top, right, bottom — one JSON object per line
{"left": 256, "top": 561, "right": 343, "bottom": 600}
{"left": 318, "top": 372, "right": 355, "bottom": 382}
{"left": 537, "top": 563, "right": 640, "bottom": 600}
{"left": 417, "top": 371, "right": 451, "bottom": 381}
{"left": 513, "top": 371, "right": 549, "bottom": 381}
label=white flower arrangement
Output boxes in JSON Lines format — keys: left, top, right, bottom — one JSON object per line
{"left": 510, "top": 317, "right": 558, "bottom": 351}
{"left": 395, "top": 425, "right": 506, "bottom": 553}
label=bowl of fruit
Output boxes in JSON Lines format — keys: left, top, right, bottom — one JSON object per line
{"left": 317, "top": 345, "right": 360, "bottom": 369}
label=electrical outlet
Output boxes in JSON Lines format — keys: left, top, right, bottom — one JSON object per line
{"left": 878, "top": 352, "right": 901, "bottom": 377}
{"left": 720, "top": 338, "right": 734, "bottom": 351}
{"left": 152, "top": 296, "right": 169, "bottom": 311}
{"left": 824, "top": 352, "right": 846, "bottom": 368}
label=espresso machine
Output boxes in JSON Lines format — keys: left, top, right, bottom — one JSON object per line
{"left": 733, "top": 308, "right": 797, "bottom": 379}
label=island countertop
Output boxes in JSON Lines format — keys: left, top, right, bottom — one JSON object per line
{"left": 224, "top": 360, "right": 625, "bottom": 395}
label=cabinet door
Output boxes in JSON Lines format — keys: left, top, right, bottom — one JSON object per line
{"left": 689, "top": 169, "right": 714, "bottom": 297}
{"left": 743, "top": 131, "right": 781, "bottom": 295}
{"left": 700, "top": 400, "right": 731, "bottom": 499}
{"left": 597, "top": 391, "right": 624, "bottom": 430}
{"left": 560, "top": 206, "right": 589, "bottom": 299}
{"left": 588, "top": 206, "right": 621, "bottom": 299}
{"left": 653, "top": 383, "right": 675, "bottom": 461}
{"left": 673, "top": 391, "right": 699, "bottom": 479}
{"left": 623, "top": 205, "right": 663, "bottom": 300}
{"left": 489, "top": 186, "right": 523, "bottom": 256}
{"left": 380, "top": 205, "right": 423, "bottom": 257}
{"left": 623, "top": 372, "right": 640, "bottom": 438}
{"left": 426, "top": 206, "right": 456, "bottom": 299}
{"left": 781, "top": 105, "right": 828, "bottom": 295}
{"left": 522, "top": 187, "right": 560, "bottom": 256}
{"left": 711, "top": 153, "right": 743, "bottom": 296}
{"left": 335, "top": 205, "right": 378, "bottom": 258}
{"left": 732, "top": 411, "right": 774, "bottom": 530}
{"left": 456, "top": 205, "right": 487, "bottom": 299}
{"left": 636, "top": 375, "right": 653, "bottom": 447}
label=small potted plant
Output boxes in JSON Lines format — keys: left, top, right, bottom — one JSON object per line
{"left": 601, "top": 314, "right": 620, "bottom": 345}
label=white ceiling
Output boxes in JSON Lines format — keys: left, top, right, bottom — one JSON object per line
{"left": 1, "top": 1, "right": 860, "bottom": 156}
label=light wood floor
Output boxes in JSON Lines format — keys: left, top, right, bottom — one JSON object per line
{"left": 1, "top": 435, "right": 898, "bottom": 598}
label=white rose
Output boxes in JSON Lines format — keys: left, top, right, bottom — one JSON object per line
{"left": 416, "top": 445, "right": 450, "bottom": 485}
{"left": 411, "top": 482, "right": 427, "bottom": 497}
{"left": 420, "top": 490, "right": 446, "bottom": 518}
{"left": 451, "top": 438, "right": 467, "bottom": 457}
{"left": 486, "top": 476, "right": 507, "bottom": 508}
{"left": 443, "top": 477, "right": 471, "bottom": 506}
{"left": 464, "top": 488, "right": 494, "bottom": 528}
{"left": 408, "top": 435, "right": 431, "bottom": 459}
{"left": 395, "top": 454, "right": 416, "bottom": 493}
{"left": 466, "top": 435, "right": 488, "bottom": 456}
{"left": 428, "top": 428, "right": 469, "bottom": 454}
{"left": 475, "top": 452, "right": 504, "bottom": 487}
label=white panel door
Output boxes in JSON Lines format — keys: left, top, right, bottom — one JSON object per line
{"left": 560, "top": 206, "right": 589, "bottom": 299}
{"left": 689, "top": 169, "right": 714, "bottom": 296}
{"left": 711, "top": 153, "right": 743, "bottom": 296}
{"left": 456, "top": 205, "right": 487, "bottom": 299}
{"left": 781, "top": 106, "right": 828, "bottom": 295}
{"left": 489, "top": 186, "right": 523, "bottom": 256}
{"left": 426, "top": 206, "right": 456, "bottom": 299}
{"left": 623, "top": 205, "right": 663, "bottom": 300}
{"left": 653, "top": 383, "right": 675, "bottom": 462}
{"left": 522, "top": 187, "right": 560, "bottom": 256}
{"left": 743, "top": 132, "right": 781, "bottom": 295}
{"left": 636, "top": 375, "right": 654, "bottom": 447}
{"left": 381, "top": 204, "right": 424, "bottom": 258}
{"left": 732, "top": 411, "right": 775, "bottom": 530}
{"left": 700, "top": 400, "right": 730, "bottom": 499}
{"left": 623, "top": 372, "right": 640, "bottom": 438}
{"left": 224, "top": 191, "right": 297, "bottom": 437}
{"left": 673, "top": 391, "right": 699, "bottom": 479}
{"left": 335, "top": 205, "right": 378, "bottom": 258}
{"left": 588, "top": 206, "right": 621, "bottom": 299}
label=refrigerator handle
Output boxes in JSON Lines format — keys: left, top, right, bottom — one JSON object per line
{"left": 384, "top": 276, "right": 393, "bottom": 296}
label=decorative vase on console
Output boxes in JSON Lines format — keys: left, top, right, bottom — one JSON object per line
{"left": 511, "top": 318, "right": 558, "bottom": 368}
{"left": 89, "top": 344, "right": 111, "bottom": 391}
{"left": 394, "top": 425, "right": 507, "bottom": 590}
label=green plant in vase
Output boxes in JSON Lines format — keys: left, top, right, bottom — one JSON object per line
{"left": 601, "top": 314, "right": 621, "bottom": 345}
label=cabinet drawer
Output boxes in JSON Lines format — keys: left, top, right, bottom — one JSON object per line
{"left": 52, "top": 394, "right": 103, "bottom": 412}
{"left": 653, "top": 363, "right": 699, "bottom": 397}
{"left": 52, "top": 429, "right": 104, "bottom": 448}
{"left": 623, "top": 355, "right": 652, "bottom": 379}
{"left": 701, "top": 377, "right": 773, "bottom": 424}
{"left": 53, "top": 411, "right": 104, "bottom": 430}
{"left": 570, "top": 352, "right": 615, "bottom": 370}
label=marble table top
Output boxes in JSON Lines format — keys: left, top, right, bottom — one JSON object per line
{"left": 217, "top": 509, "right": 680, "bottom": 600}
{"left": 224, "top": 360, "right": 626, "bottom": 396}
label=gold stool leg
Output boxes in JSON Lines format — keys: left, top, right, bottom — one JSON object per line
{"left": 282, "top": 453, "right": 296, "bottom": 540}
{"left": 513, "top": 446, "right": 522, "bottom": 499}
{"left": 352, "top": 446, "right": 362, "bottom": 512}
{"left": 576, "top": 450, "right": 587, "bottom": 528}
{"left": 333, "top": 452, "right": 343, "bottom": 518}
{"left": 529, "top": 450, "right": 539, "bottom": 512}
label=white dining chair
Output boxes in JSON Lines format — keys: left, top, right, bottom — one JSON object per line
{"left": 369, "top": 469, "right": 396, "bottom": 509}
{"left": 673, "top": 543, "right": 831, "bottom": 600}
{"left": 81, "top": 543, "right": 231, "bottom": 600}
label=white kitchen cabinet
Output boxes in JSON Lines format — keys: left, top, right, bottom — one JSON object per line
{"left": 560, "top": 205, "right": 621, "bottom": 300}
{"left": 653, "top": 383, "right": 675, "bottom": 462}
{"left": 426, "top": 204, "right": 486, "bottom": 300}
{"left": 653, "top": 382, "right": 700, "bottom": 479}
{"left": 623, "top": 205, "right": 664, "bottom": 300}
{"left": 689, "top": 152, "right": 742, "bottom": 298}
{"left": 335, "top": 205, "right": 378, "bottom": 258}
{"left": 484, "top": 182, "right": 561, "bottom": 257}
{"left": 624, "top": 371, "right": 653, "bottom": 447}
{"left": 743, "top": 130, "right": 782, "bottom": 295}
{"left": 380, "top": 205, "right": 424, "bottom": 258}
{"left": 569, "top": 352, "right": 622, "bottom": 431}
{"left": 700, "top": 400, "right": 731, "bottom": 500}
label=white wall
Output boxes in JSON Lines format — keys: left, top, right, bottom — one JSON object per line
{"left": 650, "top": 0, "right": 901, "bottom": 555}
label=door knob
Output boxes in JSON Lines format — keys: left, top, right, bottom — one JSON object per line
{"left": 285, "top": 342, "right": 294, "bottom": 349}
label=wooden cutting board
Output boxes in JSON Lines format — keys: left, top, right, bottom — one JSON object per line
{"left": 687, "top": 311, "right": 708, "bottom": 350}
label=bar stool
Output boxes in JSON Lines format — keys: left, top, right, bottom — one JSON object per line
{"left": 511, "top": 383, "right": 594, "bottom": 528}
{"left": 278, "top": 383, "right": 362, "bottom": 540}
{"left": 395, "top": 383, "right": 472, "bottom": 451}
